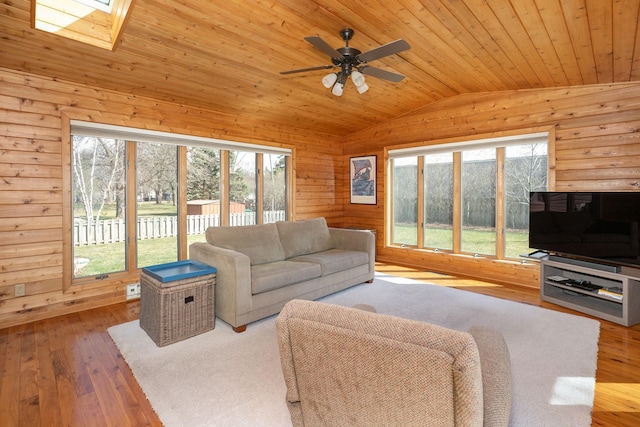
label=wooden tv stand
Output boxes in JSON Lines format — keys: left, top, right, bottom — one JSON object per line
{"left": 540, "top": 258, "right": 640, "bottom": 326}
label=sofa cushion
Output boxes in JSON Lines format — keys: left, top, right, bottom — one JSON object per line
{"left": 277, "top": 217, "right": 334, "bottom": 259}
{"left": 251, "top": 261, "right": 321, "bottom": 294}
{"left": 206, "top": 223, "right": 285, "bottom": 265}
{"left": 289, "top": 249, "right": 369, "bottom": 276}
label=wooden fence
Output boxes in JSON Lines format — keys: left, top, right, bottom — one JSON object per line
{"left": 73, "top": 211, "right": 286, "bottom": 246}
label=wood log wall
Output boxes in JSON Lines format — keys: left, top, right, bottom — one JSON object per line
{"left": 0, "top": 67, "right": 344, "bottom": 329}
{"left": 2, "top": 65, "right": 640, "bottom": 327}
{"left": 342, "top": 83, "right": 640, "bottom": 288}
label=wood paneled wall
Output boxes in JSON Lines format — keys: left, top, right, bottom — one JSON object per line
{"left": 2, "top": 64, "right": 640, "bottom": 327}
{"left": 0, "top": 67, "right": 344, "bottom": 328}
{"left": 342, "top": 83, "right": 640, "bottom": 287}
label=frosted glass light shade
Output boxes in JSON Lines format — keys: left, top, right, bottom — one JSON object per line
{"left": 331, "top": 82, "right": 344, "bottom": 96}
{"left": 322, "top": 73, "right": 338, "bottom": 88}
{"left": 356, "top": 82, "right": 369, "bottom": 94}
{"left": 351, "top": 71, "right": 366, "bottom": 87}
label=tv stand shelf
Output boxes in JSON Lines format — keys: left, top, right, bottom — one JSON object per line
{"left": 540, "top": 259, "right": 640, "bottom": 326}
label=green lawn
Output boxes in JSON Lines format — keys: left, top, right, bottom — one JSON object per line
{"left": 75, "top": 224, "right": 532, "bottom": 278}
{"left": 392, "top": 224, "right": 533, "bottom": 258}
{"left": 74, "top": 232, "right": 208, "bottom": 277}
{"left": 74, "top": 201, "right": 186, "bottom": 276}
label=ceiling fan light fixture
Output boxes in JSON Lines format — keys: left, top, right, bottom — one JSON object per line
{"left": 356, "top": 82, "right": 369, "bottom": 94}
{"left": 351, "top": 70, "right": 366, "bottom": 87}
{"left": 331, "top": 82, "right": 344, "bottom": 96}
{"left": 322, "top": 72, "right": 338, "bottom": 88}
{"left": 281, "top": 29, "right": 410, "bottom": 96}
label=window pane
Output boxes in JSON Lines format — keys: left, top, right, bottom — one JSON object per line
{"left": 72, "top": 136, "right": 126, "bottom": 278}
{"left": 392, "top": 157, "right": 418, "bottom": 245}
{"left": 136, "top": 143, "right": 178, "bottom": 268}
{"left": 504, "top": 143, "right": 548, "bottom": 258}
{"left": 186, "top": 146, "right": 221, "bottom": 245}
{"left": 230, "top": 151, "right": 256, "bottom": 226}
{"left": 461, "top": 149, "right": 496, "bottom": 255}
{"left": 263, "top": 154, "right": 287, "bottom": 223}
{"left": 423, "top": 153, "right": 453, "bottom": 250}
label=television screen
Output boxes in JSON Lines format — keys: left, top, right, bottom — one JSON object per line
{"left": 529, "top": 192, "right": 640, "bottom": 268}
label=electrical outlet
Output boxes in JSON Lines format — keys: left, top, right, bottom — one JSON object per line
{"left": 15, "top": 283, "right": 26, "bottom": 297}
{"left": 126, "top": 283, "right": 141, "bottom": 300}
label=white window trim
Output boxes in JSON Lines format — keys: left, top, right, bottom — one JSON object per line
{"left": 70, "top": 120, "right": 292, "bottom": 156}
{"left": 388, "top": 132, "right": 549, "bottom": 159}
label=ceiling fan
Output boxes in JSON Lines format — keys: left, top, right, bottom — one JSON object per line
{"left": 280, "top": 28, "right": 410, "bottom": 96}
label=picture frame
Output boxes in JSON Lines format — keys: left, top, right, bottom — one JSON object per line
{"left": 350, "top": 155, "right": 376, "bottom": 205}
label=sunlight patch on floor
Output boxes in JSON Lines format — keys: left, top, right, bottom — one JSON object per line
{"left": 375, "top": 271, "right": 502, "bottom": 288}
{"left": 438, "top": 281, "right": 502, "bottom": 288}
{"left": 549, "top": 376, "right": 595, "bottom": 406}
{"left": 594, "top": 383, "right": 640, "bottom": 412}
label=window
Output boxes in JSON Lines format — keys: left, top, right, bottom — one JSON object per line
{"left": 70, "top": 121, "right": 290, "bottom": 282}
{"left": 263, "top": 154, "right": 288, "bottom": 223}
{"left": 391, "top": 157, "right": 418, "bottom": 246}
{"left": 461, "top": 148, "right": 496, "bottom": 255}
{"left": 504, "top": 143, "right": 548, "bottom": 257}
{"left": 389, "top": 132, "right": 548, "bottom": 260}
{"left": 423, "top": 152, "right": 454, "bottom": 251}
{"left": 72, "top": 136, "right": 127, "bottom": 277}
{"left": 230, "top": 150, "right": 257, "bottom": 225}
{"left": 75, "top": 0, "right": 111, "bottom": 12}
{"left": 135, "top": 143, "right": 179, "bottom": 268}
{"left": 186, "top": 146, "right": 221, "bottom": 246}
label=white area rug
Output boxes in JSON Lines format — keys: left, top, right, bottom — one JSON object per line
{"left": 108, "top": 272, "right": 600, "bottom": 426}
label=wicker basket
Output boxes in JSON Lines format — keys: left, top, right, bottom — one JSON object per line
{"left": 140, "top": 271, "right": 215, "bottom": 347}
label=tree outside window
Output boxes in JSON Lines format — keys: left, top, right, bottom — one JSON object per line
{"left": 71, "top": 135, "right": 288, "bottom": 280}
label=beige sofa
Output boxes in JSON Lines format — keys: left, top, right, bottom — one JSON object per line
{"left": 276, "top": 299, "right": 512, "bottom": 427}
{"left": 189, "top": 217, "right": 375, "bottom": 332}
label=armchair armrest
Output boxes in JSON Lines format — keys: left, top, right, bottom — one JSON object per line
{"left": 468, "top": 326, "right": 512, "bottom": 427}
{"left": 189, "top": 242, "right": 252, "bottom": 327}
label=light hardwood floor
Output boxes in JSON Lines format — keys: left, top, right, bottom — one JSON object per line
{"left": 1, "top": 262, "right": 639, "bottom": 426}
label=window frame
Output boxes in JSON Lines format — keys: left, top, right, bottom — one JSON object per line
{"left": 386, "top": 129, "right": 553, "bottom": 261}
{"left": 63, "top": 120, "right": 292, "bottom": 290}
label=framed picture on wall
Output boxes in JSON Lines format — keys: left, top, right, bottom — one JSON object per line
{"left": 350, "top": 155, "right": 376, "bottom": 204}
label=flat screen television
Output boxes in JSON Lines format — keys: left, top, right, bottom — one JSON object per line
{"left": 529, "top": 191, "right": 640, "bottom": 269}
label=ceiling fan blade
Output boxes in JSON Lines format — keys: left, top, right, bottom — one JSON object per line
{"left": 304, "top": 36, "right": 345, "bottom": 61}
{"left": 356, "top": 39, "right": 410, "bottom": 63}
{"left": 280, "top": 65, "right": 335, "bottom": 75}
{"left": 359, "top": 66, "right": 406, "bottom": 83}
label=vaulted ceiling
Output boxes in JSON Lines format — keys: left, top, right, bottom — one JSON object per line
{"left": 1, "top": 0, "right": 639, "bottom": 137}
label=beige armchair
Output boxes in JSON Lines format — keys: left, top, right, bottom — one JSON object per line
{"left": 276, "top": 300, "right": 512, "bottom": 427}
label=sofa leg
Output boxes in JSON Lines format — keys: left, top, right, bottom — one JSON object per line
{"left": 233, "top": 325, "right": 247, "bottom": 333}
{"left": 365, "top": 279, "right": 374, "bottom": 283}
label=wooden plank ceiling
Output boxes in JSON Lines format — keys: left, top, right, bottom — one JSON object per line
{"left": 1, "top": 0, "right": 639, "bottom": 137}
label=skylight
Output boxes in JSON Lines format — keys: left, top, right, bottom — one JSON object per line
{"left": 33, "top": 0, "right": 133, "bottom": 51}
{"left": 74, "top": 0, "right": 112, "bottom": 13}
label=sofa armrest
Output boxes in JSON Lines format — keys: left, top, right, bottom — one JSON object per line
{"left": 329, "top": 228, "right": 375, "bottom": 273}
{"left": 189, "top": 242, "right": 253, "bottom": 327}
